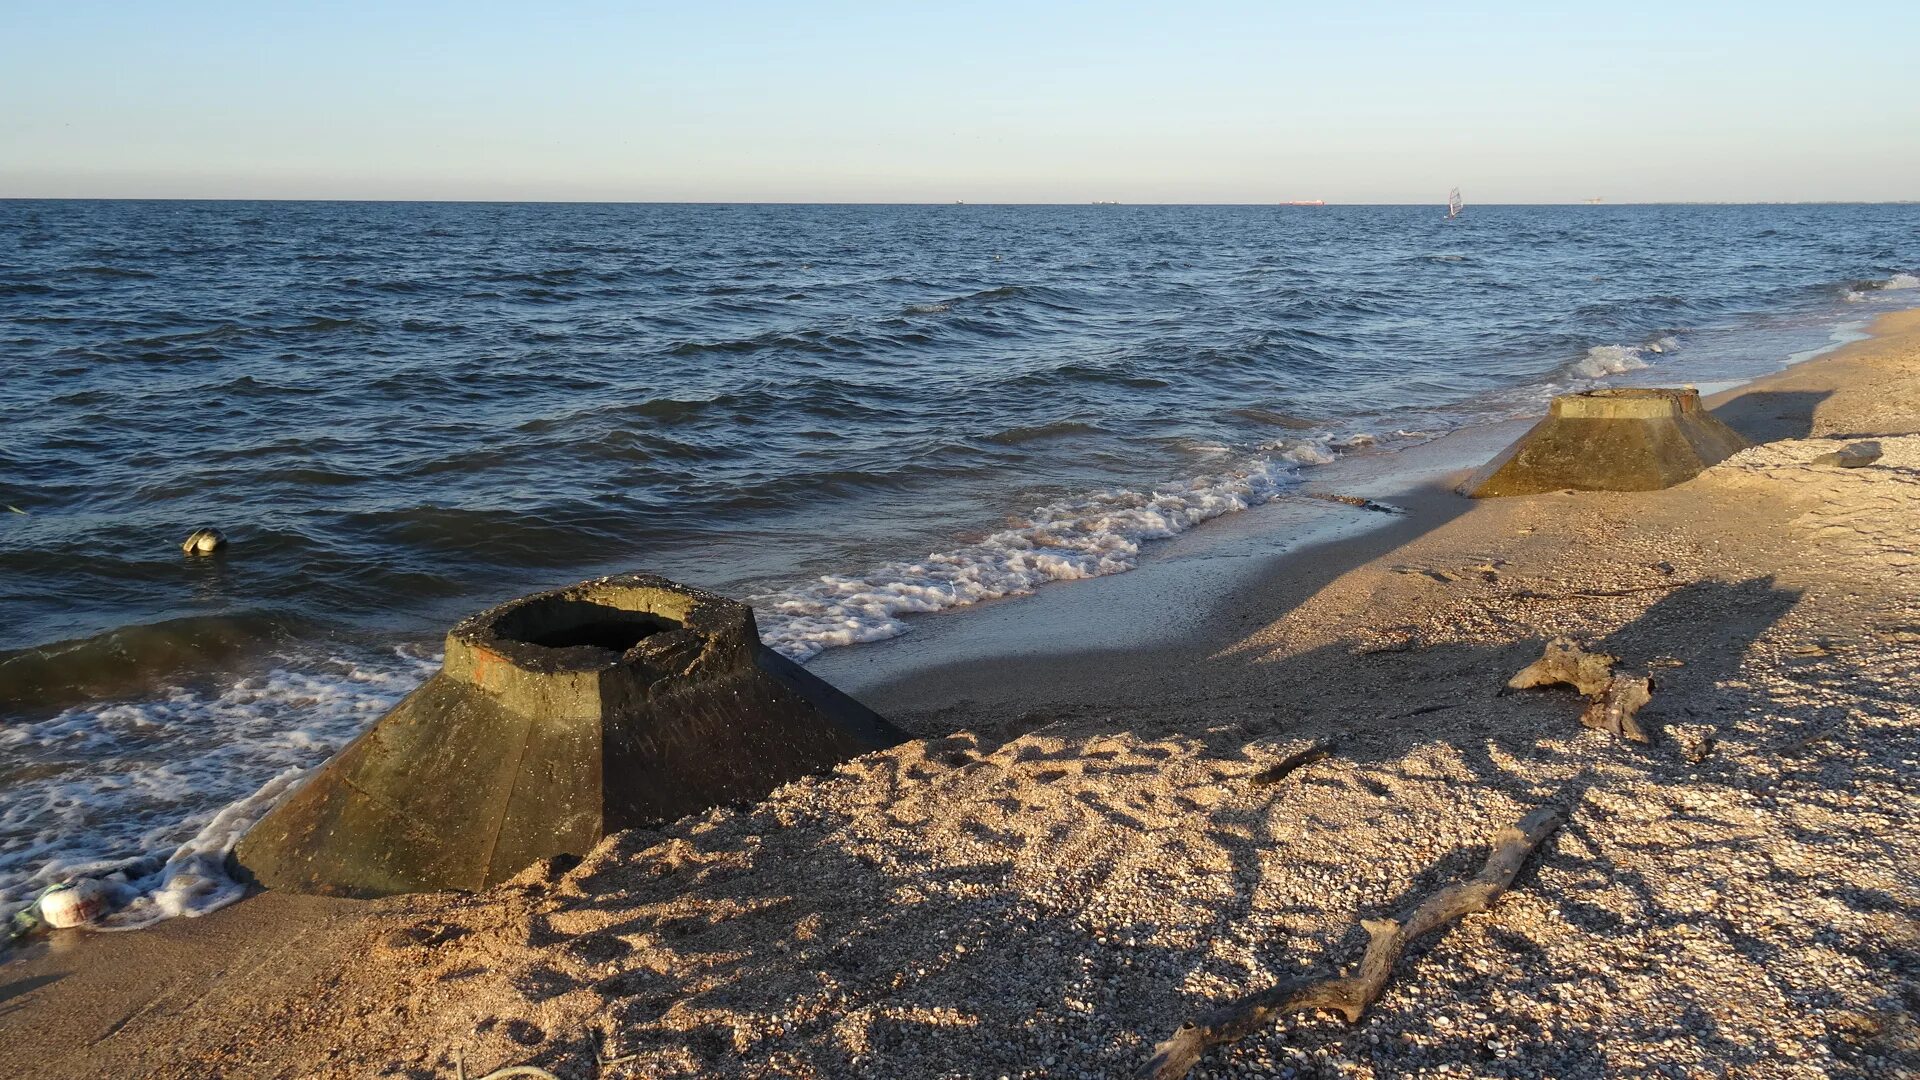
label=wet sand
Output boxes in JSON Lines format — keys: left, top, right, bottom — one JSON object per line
{"left": 4, "top": 311, "right": 1919, "bottom": 1079}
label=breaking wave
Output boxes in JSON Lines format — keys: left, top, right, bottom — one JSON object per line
{"left": 1571, "top": 335, "right": 1679, "bottom": 379}
{"left": 0, "top": 648, "right": 435, "bottom": 928}
{"left": 755, "top": 443, "right": 1334, "bottom": 660}
{"left": 1845, "top": 273, "right": 1920, "bottom": 302}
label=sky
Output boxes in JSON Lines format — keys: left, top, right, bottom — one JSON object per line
{"left": 3, "top": 1, "right": 1918, "bottom": 203}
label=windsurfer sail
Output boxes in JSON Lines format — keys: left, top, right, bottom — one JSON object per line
{"left": 1446, "top": 188, "right": 1464, "bottom": 220}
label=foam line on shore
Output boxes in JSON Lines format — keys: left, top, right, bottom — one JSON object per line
{"left": 755, "top": 438, "right": 1342, "bottom": 661}
{"left": 0, "top": 648, "right": 437, "bottom": 926}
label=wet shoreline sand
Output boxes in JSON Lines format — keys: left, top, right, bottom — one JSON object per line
{"left": 4, "top": 310, "right": 1919, "bottom": 1078}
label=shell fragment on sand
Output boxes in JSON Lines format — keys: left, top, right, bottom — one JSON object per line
{"left": 233, "top": 574, "right": 907, "bottom": 897}
{"left": 1461, "top": 388, "right": 1748, "bottom": 498}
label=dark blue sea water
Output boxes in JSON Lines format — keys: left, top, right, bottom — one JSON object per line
{"left": 2, "top": 200, "right": 1917, "bottom": 922}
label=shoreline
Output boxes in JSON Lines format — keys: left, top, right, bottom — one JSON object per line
{"left": 819, "top": 308, "right": 1890, "bottom": 714}
{"left": 5, "top": 311, "right": 1920, "bottom": 1077}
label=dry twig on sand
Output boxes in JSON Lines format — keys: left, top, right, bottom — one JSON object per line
{"left": 1134, "top": 805, "right": 1565, "bottom": 1080}
{"left": 1249, "top": 742, "right": 1336, "bottom": 786}
{"left": 1509, "top": 582, "right": 1688, "bottom": 601}
{"left": 452, "top": 1048, "right": 560, "bottom": 1080}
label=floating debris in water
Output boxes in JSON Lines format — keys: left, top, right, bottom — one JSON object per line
{"left": 181, "top": 527, "right": 227, "bottom": 555}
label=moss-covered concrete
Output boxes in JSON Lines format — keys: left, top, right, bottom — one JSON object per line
{"left": 1461, "top": 388, "right": 1748, "bottom": 498}
{"left": 233, "top": 574, "right": 905, "bottom": 897}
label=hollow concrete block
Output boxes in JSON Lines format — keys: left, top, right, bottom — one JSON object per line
{"left": 233, "top": 574, "right": 905, "bottom": 897}
{"left": 1460, "top": 388, "right": 1748, "bottom": 498}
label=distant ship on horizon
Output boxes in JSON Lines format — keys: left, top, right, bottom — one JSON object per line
{"left": 1280, "top": 199, "right": 1326, "bottom": 207}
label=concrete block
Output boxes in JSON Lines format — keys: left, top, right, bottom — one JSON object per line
{"left": 233, "top": 574, "right": 905, "bottom": 897}
{"left": 1460, "top": 388, "right": 1748, "bottom": 498}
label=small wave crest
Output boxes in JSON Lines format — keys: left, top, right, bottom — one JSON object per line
{"left": 0, "top": 612, "right": 309, "bottom": 716}
{"left": 980, "top": 421, "right": 1104, "bottom": 446}
{"left": 1227, "top": 407, "right": 1319, "bottom": 430}
{"left": 754, "top": 451, "right": 1323, "bottom": 661}
{"left": 1844, "top": 272, "right": 1920, "bottom": 302}
{"left": 64, "top": 265, "right": 157, "bottom": 280}
{"left": 1571, "top": 335, "right": 1678, "bottom": 379}
{"left": 1249, "top": 434, "right": 1344, "bottom": 466}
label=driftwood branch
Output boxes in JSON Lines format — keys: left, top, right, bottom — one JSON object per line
{"left": 1508, "top": 639, "right": 1656, "bottom": 743}
{"left": 1302, "top": 492, "right": 1405, "bottom": 515}
{"left": 1509, "top": 582, "right": 1687, "bottom": 601}
{"left": 1134, "top": 805, "right": 1565, "bottom": 1080}
{"left": 1580, "top": 673, "right": 1653, "bottom": 743}
{"left": 1507, "top": 638, "right": 1617, "bottom": 697}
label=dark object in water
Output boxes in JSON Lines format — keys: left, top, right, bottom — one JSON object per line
{"left": 1460, "top": 388, "right": 1748, "bottom": 498}
{"left": 233, "top": 574, "right": 906, "bottom": 897}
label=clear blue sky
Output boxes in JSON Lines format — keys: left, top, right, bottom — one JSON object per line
{"left": 4, "top": 1, "right": 1916, "bottom": 202}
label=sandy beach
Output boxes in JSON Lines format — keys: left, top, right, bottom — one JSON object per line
{"left": 5, "top": 309, "right": 1919, "bottom": 1079}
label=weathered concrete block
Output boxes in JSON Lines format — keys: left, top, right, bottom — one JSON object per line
{"left": 233, "top": 574, "right": 905, "bottom": 897}
{"left": 1460, "top": 388, "right": 1748, "bottom": 498}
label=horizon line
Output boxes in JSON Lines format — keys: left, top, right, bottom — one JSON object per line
{"left": 4, "top": 197, "right": 1918, "bottom": 207}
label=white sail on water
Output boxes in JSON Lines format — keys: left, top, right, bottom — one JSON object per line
{"left": 1447, "top": 187, "right": 1464, "bottom": 219}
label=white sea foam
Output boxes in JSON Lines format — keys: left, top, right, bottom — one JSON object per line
{"left": 755, "top": 443, "right": 1333, "bottom": 660}
{"left": 1262, "top": 435, "right": 1339, "bottom": 465}
{"left": 1582, "top": 345, "right": 1658, "bottom": 380}
{"left": 1847, "top": 273, "right": 1920, "bottom": 302}
{"left": 0, "top": 648, "right": 436, "bottom": 928}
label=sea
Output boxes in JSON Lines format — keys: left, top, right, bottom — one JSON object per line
{"left": 3, "top": 200, "right": 1917, "bottom": 927}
